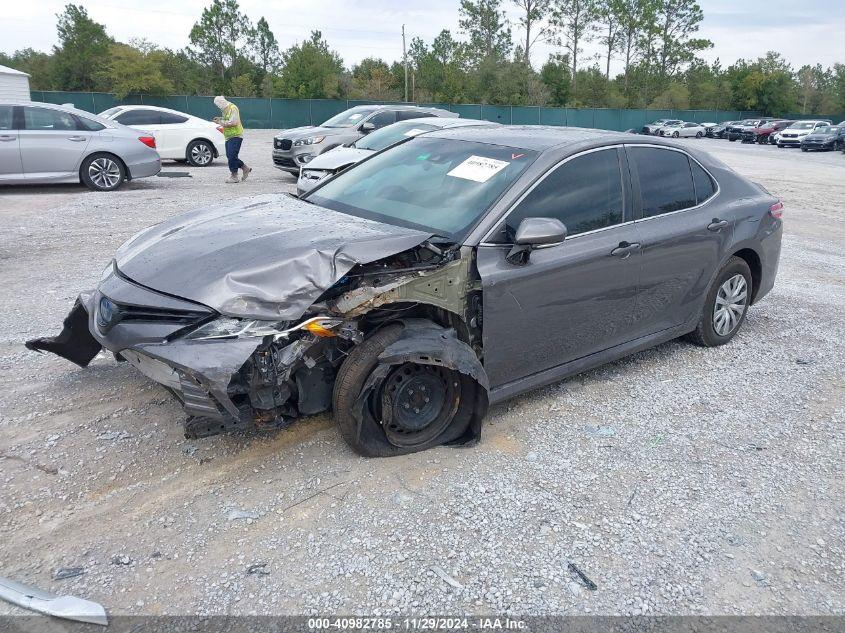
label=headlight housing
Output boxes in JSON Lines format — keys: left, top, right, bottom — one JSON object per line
{"left": 184, "top": 316, "right": 343, "bottom": 341}
{"left": 294, "top": 136, "right": 325, "bottom": 147}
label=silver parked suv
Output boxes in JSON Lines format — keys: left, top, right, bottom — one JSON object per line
{"left": 0, "top": 102, "right": 161, "bottom": 190}
{"left": 272, "top": 104, "right": 453, "bottom": 174}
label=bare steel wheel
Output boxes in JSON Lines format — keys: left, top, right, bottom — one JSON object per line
{"left": 80, "top": 153, "right": 125, "bottom": 191}
{"left": 380, "top": 363, "right": 460, "bottom": 448}
{"left": 713, "top": 274, "right": 748, "bottom": 336}
{"left": 187, "top": 140, "right": 214, "bottom": 166}
{"left": 332, "top": 323, "right": 476, "bottom": 457}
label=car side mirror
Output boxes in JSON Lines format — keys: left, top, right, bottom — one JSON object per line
{"left": 360, "top": 122, "right": 375, "bottom": 133}
{"left": 507, "top": 217, "right": 567, "bottom": 265}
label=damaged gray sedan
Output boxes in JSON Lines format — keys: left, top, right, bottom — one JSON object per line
{"left": 28, "top": 127, "right": 783, "bottom": 456}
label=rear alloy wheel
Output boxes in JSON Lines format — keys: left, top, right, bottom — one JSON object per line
{"left": 696, "top": 131, "right": 703, "bottom": 138}
{"left": 687, "top": 256, "right": 752, "bottom": 347}
{"left": 672, "top": 131, "right": 680, "bottom": 138}
{"left": 187, "top": 140, "right": 214, "bottom": 166}
{"left": 80, "top": 154, "right": 125, "bottom": 191}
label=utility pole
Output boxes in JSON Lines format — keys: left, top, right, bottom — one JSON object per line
{"left": 402, "top": 24, "right": 408, "bottom": 102}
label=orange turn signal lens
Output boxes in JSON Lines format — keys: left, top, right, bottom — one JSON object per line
{"left": 304, "top": 321, "right": 338, "bottom": 337}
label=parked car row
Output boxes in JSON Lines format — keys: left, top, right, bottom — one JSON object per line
{"left": 3, "top": 100, "right": 843, "bottom": 194}
{"left": 638, "top": 115, "right": 845, "bottom": 152}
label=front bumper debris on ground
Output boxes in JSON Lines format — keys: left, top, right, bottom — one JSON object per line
{"left": 0, "top": 576, "right": 108, "bottom": 625}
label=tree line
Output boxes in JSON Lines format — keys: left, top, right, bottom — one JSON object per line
{"left": 3, "top": 1, "right": 844, "bottom": 116}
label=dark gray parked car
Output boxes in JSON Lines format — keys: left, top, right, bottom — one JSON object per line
{"left": 29, "top": 127, "right": 783, "bottom": 457}
{"left": 272, "top": 104, "right": 453, "bottom": 174}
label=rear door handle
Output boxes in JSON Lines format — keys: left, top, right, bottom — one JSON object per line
{"left": 707, "top": 219, "right": 729, "bottom": 231}
{"left": 67, "top": 135, "right": 87, "bottom": 142}
{"left": 0, "top": 134, "right": 16, "bottom": 141}
{"left": 610, "top": 241, "right": 641, "bottom": 258}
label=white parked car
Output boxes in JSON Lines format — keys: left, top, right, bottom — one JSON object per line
{"left": 98, "top": 105, "right": 225, "bottom": 166}
{"left": 658, "top": 121, "right": 706, "bottom": 138}
{"left": 776, "top": 120, "right": 832, "bottom": 147}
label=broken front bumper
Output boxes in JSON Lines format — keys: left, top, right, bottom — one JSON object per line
{"left": 26, "top": 271, "right": 330, "bottom": 438}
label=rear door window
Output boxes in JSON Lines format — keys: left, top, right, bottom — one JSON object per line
{"left": 690, "top": 161, "right": 717, "bottom": 204}
{"left": 75, "top": 116, "right": 106, "bottom": 131}
{"left": 367, "top": 110, "right": 397, "bottom": 129}
{"left": 115, "top": 109, "right": 161, "bottom": 126}
{"left": 159, "top": 112, "right": 189, "bottom": 124}
{"left": 628, "top": 146, "right": 696, "bottom": 217}
{"left": 22, "top": 107, "right": 78, "bottom": 131}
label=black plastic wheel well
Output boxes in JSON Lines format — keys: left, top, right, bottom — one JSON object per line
{"left": 360, "top": 303, "right": 471, "bottom": 342}
{"left": 732, "top": 248, "right": 762, "bottom": 303}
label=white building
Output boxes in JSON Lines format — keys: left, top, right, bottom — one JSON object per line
{"left": 0, "top": 64, "right": 31, "bottom": 101}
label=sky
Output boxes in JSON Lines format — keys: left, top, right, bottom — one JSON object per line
{"left": 4, "top": 0, "right": 843, "bottom": 74}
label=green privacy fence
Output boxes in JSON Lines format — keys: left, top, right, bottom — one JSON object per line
{"left": 30, "top": 90, "right": 763, "bottom": 131}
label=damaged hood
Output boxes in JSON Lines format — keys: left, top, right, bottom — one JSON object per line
{"left": 115, "top": 194, "right": 431, "bottom": 320}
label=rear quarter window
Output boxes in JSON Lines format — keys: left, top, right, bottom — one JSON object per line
{"left": 690, "top": 160, "right": 717, "bottom": 204}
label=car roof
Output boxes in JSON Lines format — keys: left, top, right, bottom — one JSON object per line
{"left": 103, "top": 104, "right": 193, "bottom": 117}
{"left": 402, "top": 117, "right": 499, "bottom": 129}
{"left": 423, "top": 125, "right": 631, "bottom": 151}
{"left": 10, "top": 100, "right": 112, "bottom": 123}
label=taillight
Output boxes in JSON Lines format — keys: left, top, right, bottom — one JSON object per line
{"left": 769, "top": 201, "right": 783, "bottom": 219}
{"left": 138, "top": 136, "right": 156, "bottom": 149}
{"left": 216, "top": 126, "right": 224, "bottom": 134}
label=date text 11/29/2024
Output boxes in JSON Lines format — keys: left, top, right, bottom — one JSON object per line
{"left": 307, "top": 617, "right": 526, "bottom": 630}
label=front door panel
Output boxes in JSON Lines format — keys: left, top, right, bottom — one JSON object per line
{"left": 478, "top": 223, "right": 642, "bottom": 389}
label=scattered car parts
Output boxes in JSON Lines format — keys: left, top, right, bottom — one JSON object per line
{"left": 0, "top": 575, "right": 108, "bottom": 626}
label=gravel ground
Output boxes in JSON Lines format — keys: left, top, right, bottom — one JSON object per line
{"left": 0, "top": 131, "right": 843, "bottom": 617}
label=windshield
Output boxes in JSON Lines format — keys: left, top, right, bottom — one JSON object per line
{"left": 308, "top": 137, "right": 538, "bottom": 239}
{"left": 354, "top": 121, "right": 440, "bottom": 151}
{"left": 789, "top": 122, "right": 816, "bottom": 130}
{"left": 321, "top": 107, "right": 377, "bottom": 128}
{"left": 814, "top": 126, "right": 837, "bottom": 134}
{"left": 99, "top": 107, "right": 123, "bottom": 118}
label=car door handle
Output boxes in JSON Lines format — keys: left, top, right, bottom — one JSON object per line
{"left": 67, "top": 135, "right": 87, "bottom": 142}
{"left": 707, "top": 219, "right": 729, "bottom": 232}
{"left": 0, "top": 134, "right": 16, "bottom": 141}
{"left": 610, "top": 241, "right": 641, "bottom": 258}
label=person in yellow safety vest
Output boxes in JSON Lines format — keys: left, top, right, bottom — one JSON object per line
{"left": 213, "top": 95, "right": 251, "bottom": 184}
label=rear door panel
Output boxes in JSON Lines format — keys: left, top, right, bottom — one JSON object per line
{"left": 19, "top": 106, "right": 91, "bottom": 179}
{"left": 626, "top": 145, "right": 734, "bottom": 336}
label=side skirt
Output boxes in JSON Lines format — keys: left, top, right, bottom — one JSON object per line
{"left": 488, "top": 322, "right": 694, "bottom": 405}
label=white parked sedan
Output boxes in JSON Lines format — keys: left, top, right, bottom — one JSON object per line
{"left": 98, "top": 105, "right": 225, "bottom": 166}
{"left": 658, "top": 122, "right": 706, "bottom": 138}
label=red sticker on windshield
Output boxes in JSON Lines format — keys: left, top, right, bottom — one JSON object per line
{"left": 512, "top": 153, "right": 525, "bottom": 159}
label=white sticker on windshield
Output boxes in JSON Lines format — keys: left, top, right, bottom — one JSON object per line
{"left": 447, "top": 155, "right": 510, "bottom": 183}
{"left": 403, "top": 128, "right": 428, "bottom": 137}
{"left": 348, "top": 113, "right": 363, "bottom": 121}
